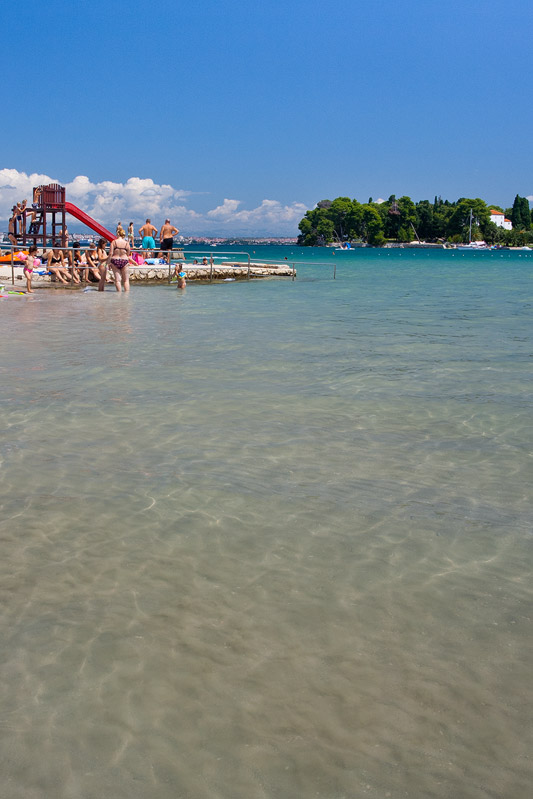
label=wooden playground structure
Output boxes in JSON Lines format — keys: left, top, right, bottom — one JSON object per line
{"left": 10, "top": 184, "right": 114, "bottom": 248}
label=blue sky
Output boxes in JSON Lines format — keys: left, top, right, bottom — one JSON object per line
{"left": 1, "top": 0, "right": 531, "bottom": 235}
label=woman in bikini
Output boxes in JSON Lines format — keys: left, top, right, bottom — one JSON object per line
{"left": 84, "top": 243, "right": 99, "bottom": 283}
{"left": 173, "top": 262, "right": 187, "bottom": 289}
{"left": 64, "top": 244, "right": 81, "bottom": 285}
{"left": 47, "top": 248, "right": 70, "bottom": 284}
{"left": 70, "top": 242, "right": 86, "bottom": 283}
{"left": 108, "top": 232, "right": 131, "bottom": 292}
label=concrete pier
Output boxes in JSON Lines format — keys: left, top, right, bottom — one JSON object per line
{"left": 130, "top": 262, "right": 294, "bottom": 283}
{"left": 0, "top": 261, "right": 295, "bottom": 289}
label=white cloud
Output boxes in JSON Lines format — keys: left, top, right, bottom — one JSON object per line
{"left": 0, "top": 169, "right": 308, "bottom": 236}
{"left": 208, "top": 199, "right": 242, "bottom": 217}
{"left": 207, "top": 198, "right": 308, "bottom": 234}
{"left": 0, "top": 169, "right": 57, "bottom": 206}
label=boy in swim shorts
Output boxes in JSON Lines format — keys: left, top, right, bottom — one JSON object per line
{"left": 139, "top": 219, "right": 158, "bottom": 258}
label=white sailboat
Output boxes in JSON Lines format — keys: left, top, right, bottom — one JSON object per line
{"left": 456, "top": 208, "right": 488, "bottom": 250}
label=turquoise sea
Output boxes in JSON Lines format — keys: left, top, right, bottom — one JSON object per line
{"left": 1, "top": 246, "right": 532, "bottom": 798}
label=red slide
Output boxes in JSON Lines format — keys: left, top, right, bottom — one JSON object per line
{"left": 65, "top": 202, "right": 115, "bottom": 242}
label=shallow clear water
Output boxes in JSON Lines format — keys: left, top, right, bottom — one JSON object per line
{"left": 1, "top": 249, "right": 532, "bottom": 798}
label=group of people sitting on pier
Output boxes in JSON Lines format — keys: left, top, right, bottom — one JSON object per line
{"left": 6, "top": 199, "right": 191, "bottom": 292}
{"left": 21, "top": 233, "right": 134, "bottom": 293}
{"left": 19, "top": 226, "right": 189, "bottom": 293}
{"left": 43, "top": 239, "right": 112, "bottom": 287}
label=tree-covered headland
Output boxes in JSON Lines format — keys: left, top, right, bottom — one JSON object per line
{"left": 297, "top": 194, "right": 533, "bottom": 247}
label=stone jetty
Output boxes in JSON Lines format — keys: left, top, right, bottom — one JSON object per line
{"left": 129, "top": 262, "right": 295, "bottom": 283}
{"left": 0, "top": 260, "right": 296, "bottom": 288}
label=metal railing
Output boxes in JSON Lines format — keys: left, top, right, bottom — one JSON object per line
{"left": 237, "top": 258, "right": 336, "bottom": 280}
{"left": 120, "top": 247, "right": 254, "bottom": 282}
{"left": 159, "top": 250, "right": 252, "bottom": 283}
{"left": 0, "top": 245, "right": 255, "bottom": 286}
{"left": 1, "top": 244, "right": 102, "bottom": 287}
{"left": 0, "top": 245, "right": 334, "bottom": 285}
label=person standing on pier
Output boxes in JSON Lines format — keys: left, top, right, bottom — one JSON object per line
{"left": 159, "top": 219, "right": 179, "bottom": 263}
{"left": 8, "top": 210, "right": 17, "bottom": 244}
{"left": 139, "top": 219, "right": 157, "bottom": 258}
{"left": 16, "top": 200, "right": 27, "bottom": 234}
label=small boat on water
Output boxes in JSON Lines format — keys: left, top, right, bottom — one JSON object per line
{"left": 456, "top": 208, "right": 489, "bottom": 249}
{"left": 455, "top": 241, "right": 489, "bottom": 251}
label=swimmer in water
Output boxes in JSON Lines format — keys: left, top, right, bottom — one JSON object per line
{"left": 173, "top": 263, "right": 186, "bottom": 288}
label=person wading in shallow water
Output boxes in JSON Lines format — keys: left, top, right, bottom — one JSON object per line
{"left": 108, "top": 230, "right": 131, "bottom": 292}
{"left": 22, "top": 244, "right": 39, "bottom": 293}
{"left": 173, "top": 262, "right": 186, "bottom": 289}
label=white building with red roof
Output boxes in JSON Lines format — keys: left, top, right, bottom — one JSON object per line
{"left": 490, "top": 209, "right": 512, "bottom": 230}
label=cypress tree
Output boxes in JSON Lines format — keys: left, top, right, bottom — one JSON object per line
{"left": 520, "top": 197, "right": 531, "bottom": 229}
{"left": 511, "top": 195, "right": 522, "bottom": 229}
{"left": 511, "top": 194, "right": 531, "bottom": 229}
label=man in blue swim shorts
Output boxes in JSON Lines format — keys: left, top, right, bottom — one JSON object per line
{"left": 139, "top": 219, "right": 158, "bottom": 257}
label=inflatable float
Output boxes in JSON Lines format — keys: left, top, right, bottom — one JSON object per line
{"left": 0, "top": 251, "right": 29, "bottom": 263}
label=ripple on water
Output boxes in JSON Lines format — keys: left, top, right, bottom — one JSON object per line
{"left": 1, "top": 256, "right": 532, "bottom": 798}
